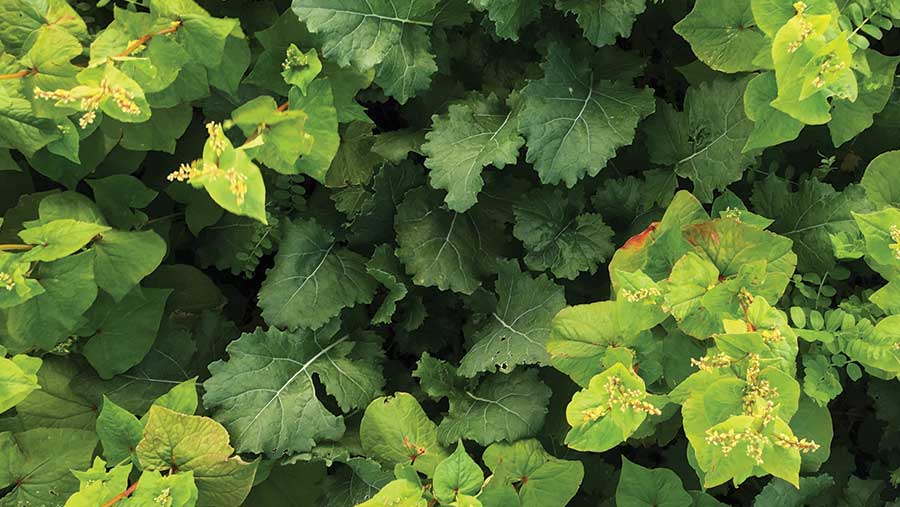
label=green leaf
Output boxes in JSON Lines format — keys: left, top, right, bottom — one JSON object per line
{"left": 366, "top": 244, "right": 409, "bottom": 325}
{"left": 231, "top": 95, "right": 313, "bottom": 175}
{"left": 204, "top": 321, "right": 383, "bottom": 455}
{"left": 422, "top": 92, "right": 523, "bottom": 212}
{"left": 0, "top": 352, "right": 40, "bottom": 414}
{"left": 752, "top": 175, "right": 869, "bottom": 273}
{"left": 829, "top": 51, "right": 899, "bottom": 146}
{"left": 5, "top": 252, "right": 97, "bottom": 351}
{"left": 513, "top": 188, "right": 615, "bottom": 279}
{"left": 282, "top": 45, "right": 322, "bottom": 94}
{"left": 853, "top": 208, "right": 900, "bottom": 276}
{"left": 752, "top": 474, "right": 833, "bottom": 506}
{"left": 360, "top": 392, "right": 449, "bottom": 476}
{"left": 436, "top": 368, "right": 552, "bottom": 446}
{"left": 192, "top": 128, "right": 267, "bottom": 224}
{"left": 290, "top": 78, "right": 340, "bottom": 182}
{"left": 79, "top": 287, "right": 171, "bottom": 379}
{"left": 0, "top": 428, "right": 97, "bottom": 507}
{"left": 644, "top": 77, "right": 755, "bottom": 202}
{"left": 433, "top": 442, "right": 484, "bottom": 503}
{"left": 0, "top": 95, "right": 62, "bottom": 157}
{"left": 19, "top": 219, "right": 109, "bottom": 263}
{"left": 324, "top": 121, "right": 379, "bottom": 188}
{"left": 15, "top": 358, "right": 97, "bottom": 430}
{"left": 743, "top": 72, "right": 805, "bottom": 152}
{"left": 121, "top": 469, "right": 199, "bottom": 507}
{"left": 482, "top": 439, "right": 584, "bottom": 507}
{"left": 395, "top": 186, "right": 502, "bottom": 294}
{"left": 518, "top": 41, "right": 655, "bottom": 186}
{"left": 86, "top": 175, "right": 158, "bottom": 230}
{"left": 292, "top": 0, "right": 438, "bottom": 103}
{"left": 357, "top": 479, "right": 426, "bottom": 507}
{"left": 565, "top": 363, "right": 661, "bottom": 452}
{"left": 136, "top": 406, "right": 258, "bottom": 507}
{"left": 0, "top": 252, "right": 44, "bottom": 309}
{"left": 458, "top": 261, "right": 566, "bottom": 376}
{"left": 674, "top": 0, "right": 766, "bottom": 73}
{"left": 469, "top": 0, "right": 541, "bottom": 40}
{"left": 0, "top": 0, "right": 87, "bottom": 52}
{"left": 555, "top": 0, "right": 647, "bottom": 47}
{"left": 615, "top": 457, "right": 693, "bottom": 507}
{"left": 862, "top": 150, "right": 900, "bottom": 209}
{"left": 96, "top": 396, "right": 143, "bottom": 464}
{"left": 750, "top": 0, "right": 836, "bottom": 38}
{"left": 91, "top": 230, "right": 167, "bottom": 301}
{"left": 802, "top": 352, "right": 842, "bottom": 406}
{"left": 257, "top": 218, "right": 376, "bottom": 330}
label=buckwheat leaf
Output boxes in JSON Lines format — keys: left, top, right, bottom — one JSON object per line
{"left": 483, "top": 439, "right": 584, "bottom": 507}
{"left": 829, "top": 51, "right": 900, "bottom": 147}
{"left": 862, "top": 151, "right": 900, "bottom": 209}
{"left": 644, "top": 76, "right": 755, "bottom": 202}
{"left": 0, "top": 352, "right": 40, "bottom": 414}
{"left": 433, "top": 442, "right": 483, "bottom": 503}
{"left": 674, "top": 0, "right": 766, "bottom": 73}
{"left": 96, "top": 395, "right": 143, "bottom": 464}
{"left": 79, "top": 287, "right": 171, "bottom": 379}
{"left": 742, "top": 72, "right": 804, "bottom": 152}
{"left": 360, "top": 392, "right": 449, "bottom": 476}
{"left": 357, "top": 479, "right": 426, "bottom": 507}
{"left": 518, "top": 41, "right": 655, "bottom": 187}
{"left": 136, "top": 406, "right": 258, "bottom": 507}
{"left": 458, "top": 261, "right": 566, "bottom": 377}
{"left": 0, "top": 0, "right": 88, "bottom": 51}
{"left": 615, "top": 457, "right": 693, "bottom": 507}
{"left": 18, "top": 219, "right": 110, "bottom": 263}
{"left": 91, "top": 230, "right": 167, "bottom": 301}
{"left": 203, "top": 321, "right": 384, "bottom": 456}
{"left": 395, "top": 186, "right": 503, "bottom": 294}
{"left": 290, "top": 78, "right": 340, "bottom": 182}
{"left": 555, "top": 0, "right": 647, "bottom": 48}
{"left": 438, "top": 368, "right": 552, "bottom": 446}
{"left": 122, "top": 469, "right": 199, "bottom": 507}
{"left": 292, "top": 0, "right": 439, "bottom": 103}
{"left": 423, "top": 92, "right": 523, "bottom": 212}
{"left": 5, "top": 252, "right": 97, "bottom": 351}
{"left": 469, "top": 0, "right": 541, "bottom": 40}
{"left": 258, "top": 218, "right": 376, "bottom": 330}
{"left": 0, "top": 428, "right": 96, "bottom": 507}
{"left": 513, "top": 188, "right": 615, "bottom": 279}
{"left": 15, "top": 358, "right": 97, "bottom": 430}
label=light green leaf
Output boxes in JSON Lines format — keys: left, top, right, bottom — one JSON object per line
{"left": 433, "top": 442, "right": 484, "bottom": 503}
{"left": 482, "top": 439, "right": 583, "bottom": 507}
{"left": 230, "top": 95, "right": 313, "bottom": 175}
{"left": 136, "top": 406, "right": 258, "bottom": 507}
{"left": 65, "top": 458, "right": 131, "bottom": 507}
{"left": 743, "top": 72, "right": 804, "bottom": 152}
{"left": 565, "top": 363, "right": 661, "bottom": 452}
{"left": 615, "top": 457, "right": 693, "bottom": 507}
{"left": 829, "top": 51, "right": 899, "bottom": 146}
{"left": 290, "top": 78, "right": 340, "bottom": 182}
{"left": 422, "top": 92, "right": 523, "bottom": 212}
{"left": 96, "top": 396, "right": 143, "bottom": 464}
{"left": 258, "top": 218, "right": 376, "bottom": 330}
{"left": 19, "top": 219, "right": 110, "bottom": 263}
{"left": 204, "top": 321, "right": 383, "bottom": 455}
{"left": 360, "top": 392, "right": 449, "bottom": 476}
{"left": 121, "top": 470, "right": 198, "bottom": 507}
{"left": 674, "top": 0, "right": 766, "bottom": 73}
{"left": 458, "top": 261, "right": 566, "bottom": 376}
{"left": 357, "top": 479, "right": 426, "bottom": 507}
{"left": 862, "top": 150, "right": 900, "bottom": 209}
{"left": 0, "top": 252, "right": 44, "bottom": 309}
{"left": 0, "top": 352, "right": 40, "bottom": 414}
{"left": 518, "top": 41, "right": 655, "bottom": 186}
{"left": 282, "top": 44, "right": 322, "bottom": 94}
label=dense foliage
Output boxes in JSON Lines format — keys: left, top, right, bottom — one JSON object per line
{"left": 3, "top": 0, "right": 900, "bottom": 505}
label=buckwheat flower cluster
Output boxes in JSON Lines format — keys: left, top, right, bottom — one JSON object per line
{"left": 620, "top": 286, "right": 661, "bottom": 303}
{"left": 788, "top": 2, "right": 814, "bottom": 53}
{"left": 167, "top": 160, "right": 249, "bottom": 206}
{"left": 890, "top": 225, "right": 900, "bottom": 260}
{"left": 581, "top": 375, "right": 661, "bottom": 423}
{"left": 34, "top": 78, "right": 141, "bottom": 128}
{"left": 704, "top": 427, "right": 767, "bottom": 465}
{"left": 760, "top": 327, "right": 784, "bottom": 344}
{"left": 773, "top": 433, "right": 821, "bottom": 453}
{"left": 691, "top": 352, "right": 734, "bottom": 371}
{"left": 0, "top": 272, "right": 14, "bottom": 291}
{"left": 742, "top": 355, "right": 779, "bottom": 426}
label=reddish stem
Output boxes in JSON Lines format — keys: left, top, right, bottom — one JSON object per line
{"left": 0, "top": 69, "right": 36, "bottom": 80}
{"left": 101, "top": 482, "right": 139, "bottom": 507}
{"left": 117, "top": 22, "right": 182, "bottom": 57}
{"left": 0, "top": 244, "right": 33, "bottom": 252}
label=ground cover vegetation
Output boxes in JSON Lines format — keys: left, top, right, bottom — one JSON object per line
{"left": 2, "top": 0, "right": 900, "bottom": 505}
